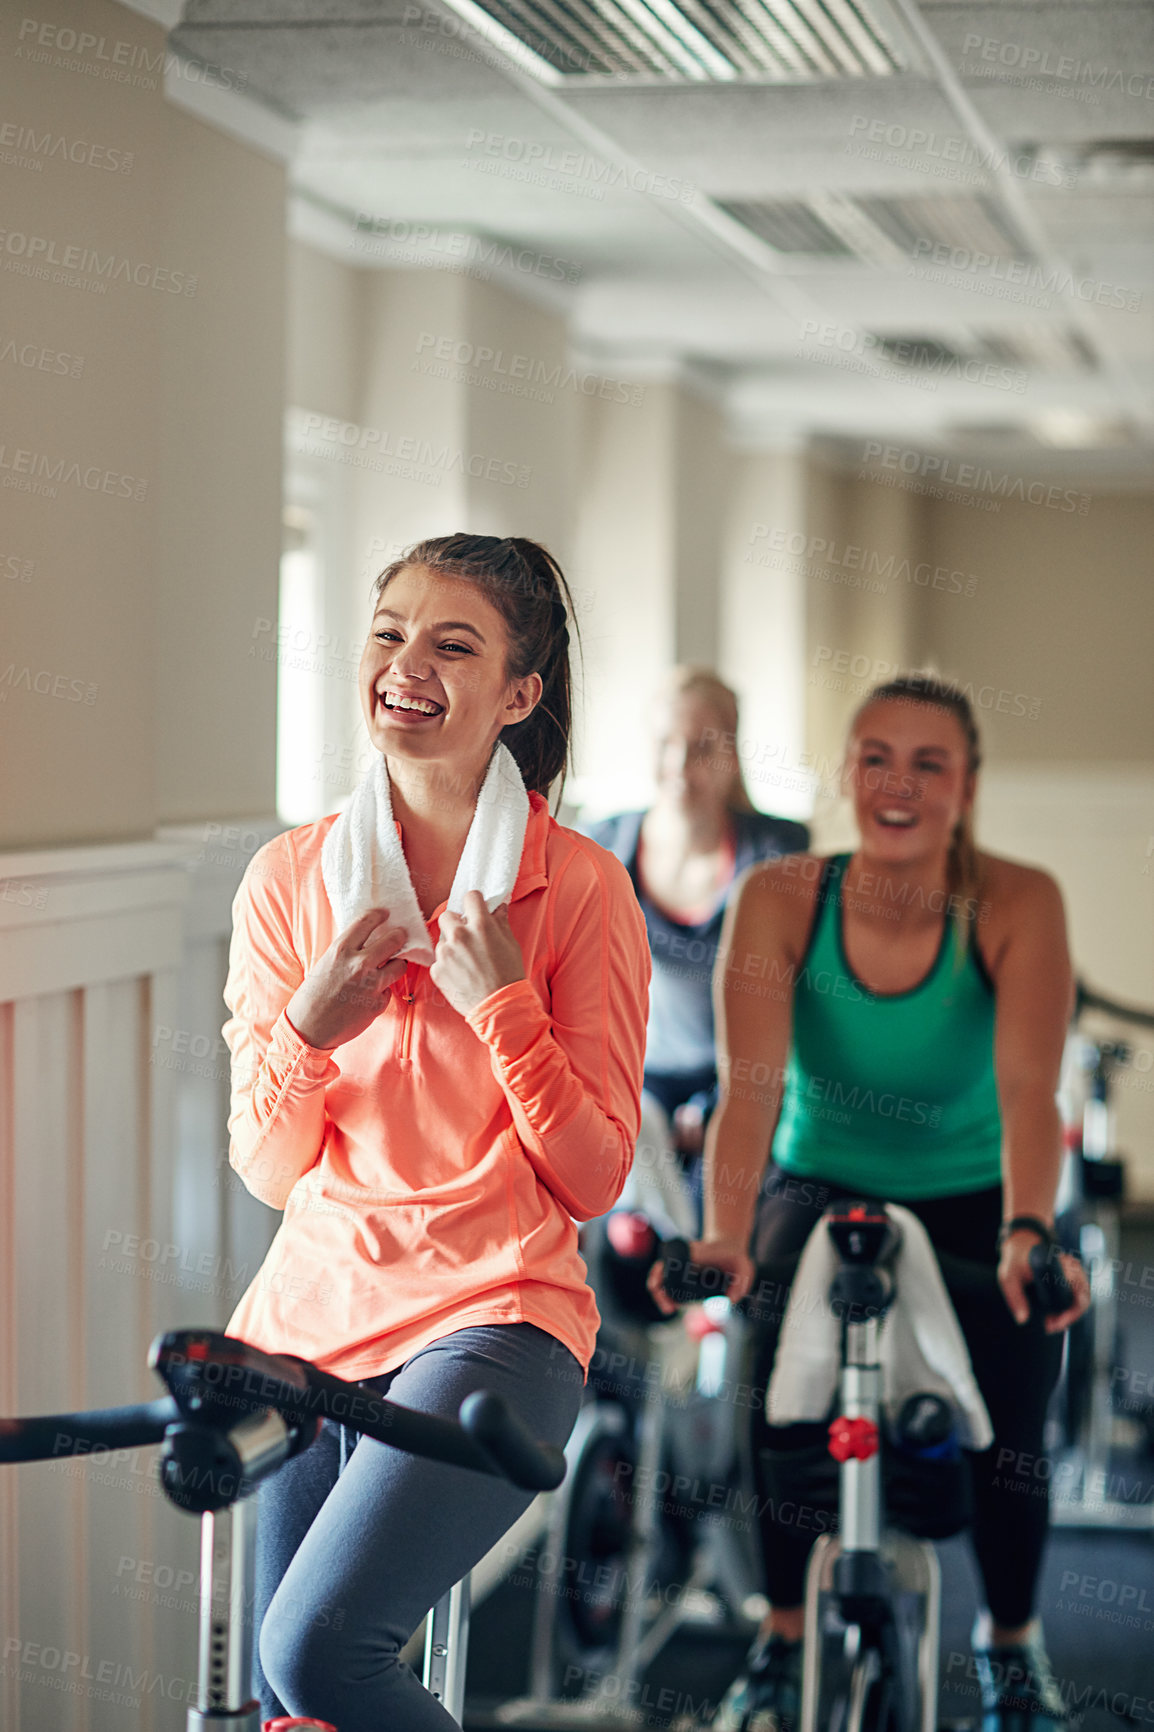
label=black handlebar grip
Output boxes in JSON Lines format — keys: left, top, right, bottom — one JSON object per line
{"left": 659, "top": 1238, "right": 734, "bottom": 1306}
{"left": 1028, "top": 1240, "right": 1075, "bottom": 1315}
{"left": 458, "top": 1391, "right": 566, "bottom": 1493}
{"left": 0, "top": 1398, "right": 180, "bottom": 1463}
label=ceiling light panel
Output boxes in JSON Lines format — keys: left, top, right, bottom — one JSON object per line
{"left": 438, "top": 0, "right": 915, "bottom": 83}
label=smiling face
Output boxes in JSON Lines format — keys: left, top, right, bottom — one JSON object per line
{"left": 358, "top": 565, "right": 541, "bottom": 777}
{"left": 844, "top": 698, "right": 976, "bottom": 864}
{"left": 654, "top": 692, "right": 738, "bottom": 810}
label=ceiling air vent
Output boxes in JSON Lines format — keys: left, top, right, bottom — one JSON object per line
{"left": 869, "top": 335, "right": 966, "bottom": 369}
{"left": 1019, "top": 140, "right": 1154, "bottom": 191}
{"left": 715, "top": 193, "right": 1031, "bottom": 266}
{"left": 976, "top": 329, "right": 1098, "bottom": 372}
{"left": 852, "top": 195, "right": 1030, "bottom": 262}
{"left": 864, "top": 328, "right": 1099, "bottom": 377}
{"left": 439, "top": 0, "right": 918, "bottom": 83}
{"left": 715, "top": 199, "right": 856, "bottom": 255}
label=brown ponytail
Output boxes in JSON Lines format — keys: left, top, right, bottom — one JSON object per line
{"left": 852, "top": 673, "right": 983, "bottom": 943}
{"left": 371, "top": 533, "right": 579, "bottom": 803}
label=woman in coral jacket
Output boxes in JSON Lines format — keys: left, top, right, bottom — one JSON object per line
{"left": 222, "top": 534, "right": 650, "bottom": 1732}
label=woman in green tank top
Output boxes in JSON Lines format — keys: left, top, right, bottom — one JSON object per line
{"left": 655, "top": 675, "right": 1090, "bottom": 1732}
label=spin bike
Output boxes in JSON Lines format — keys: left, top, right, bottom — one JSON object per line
{"left": 654, "top": 1200, "right": 1073, "bottom": 1732}
{"left": 493, "top": 1213, "right": 755, "bottom": 1725}
{"left": 1049, "top": 978, "right": 1154, "bottom": 1528}
{"left": 0, "top": 1329, "right": 567, "bottom": 1732}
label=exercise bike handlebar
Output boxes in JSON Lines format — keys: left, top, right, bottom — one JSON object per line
{"left": 270, "top": 1346, "right": 566, "bottom": 1492}
{"left": 0, "top": 1396, "right": 182, "bottom": 1461}
{"left": 1074, "top": 977, "right": 1154, "bottom": 1032}
{"left": 0, "top": 1331, "right": 566, "bottom": 1494}
{"left": 656, "top": 1224, "right": 1075, "bottom": 1317}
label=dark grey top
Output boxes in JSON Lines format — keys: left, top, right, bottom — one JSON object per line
{"left": 581, "top": 807, "right": 810, "bottom": 1077}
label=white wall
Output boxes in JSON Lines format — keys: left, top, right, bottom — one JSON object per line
{"left": 156, "top": 105, "right": 286, "bottom": 827}
{"left": 0, "top": 4, "right": 288, "bottom": 1723}
{"left": 0, "top": 1, "right": 286, "bottom": 853}
{"left": 919, "top": 486, "right": 1154, "bottom": 1194}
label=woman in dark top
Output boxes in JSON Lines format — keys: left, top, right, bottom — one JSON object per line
{"left": 585, "top": 667, "right": 808, "bottom": 1191}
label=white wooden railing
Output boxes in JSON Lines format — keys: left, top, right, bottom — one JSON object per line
{"left": 0, "top": 820, "right": 280, "bottom": 1732}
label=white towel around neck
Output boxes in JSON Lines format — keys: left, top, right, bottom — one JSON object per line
{"left": 320, "top": 741, "right": 530, "bottom": 967}
{"left": 765, "top": 1203, "right": 993, "bottom": 1450}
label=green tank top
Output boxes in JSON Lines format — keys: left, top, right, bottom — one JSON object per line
{"left": 771, "top": 854, "right": 1001, "bottom": 1199}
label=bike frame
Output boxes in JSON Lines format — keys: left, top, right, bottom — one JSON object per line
{"left": 798, "top": 1305, "right": 941, "bottom": 1732}
{"left": 190, "top": 1494, "right": 262, "bottom": 1730}
{"left": 1053, "top": 1001, "right": 1154, "bottom": 1532}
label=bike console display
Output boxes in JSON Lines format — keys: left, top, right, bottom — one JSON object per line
{"left": 825, "top": 1202, "right": 900, "bottom": 1268}
{"left": 150, "top": 1331, "right": 320, "bottom": 1514}
{"left": 152, "top": 1331, "right": 317, "bottom": 1426}
{"left": 825, "top": 1203, "right": 900, "bottom": 1323}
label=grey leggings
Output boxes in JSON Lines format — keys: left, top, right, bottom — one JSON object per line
{"left": 254, "top": 1322, "right": 584, "bottom": 1731}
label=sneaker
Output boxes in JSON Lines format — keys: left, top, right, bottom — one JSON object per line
{"left": 973, "top": 1628, "right": 1069, "bottom": 1730}
{"left": 713, "top": 1634, "right": 802, "bottom": 1732}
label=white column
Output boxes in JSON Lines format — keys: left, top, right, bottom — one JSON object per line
{"left": 568, "top": 382, "right": 678, "bottom": 815}
{"left": 718, "top": 448, "right": 810, "bottom": 820}
{"left": 672, "top": 388, "right": 727, "bottom": 670}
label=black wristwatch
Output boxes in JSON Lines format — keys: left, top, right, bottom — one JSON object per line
{"left": 997, "top": 1215, "right": 1055, "bottom": 1252}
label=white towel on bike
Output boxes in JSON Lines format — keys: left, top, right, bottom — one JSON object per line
{"left": 320, "top": 742, "right": 529, "bottom": 966}
{"left": 765, "top": 1204, "right": 993, "bottom": 1450}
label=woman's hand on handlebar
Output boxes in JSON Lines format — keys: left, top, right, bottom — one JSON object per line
{"left": 645, "top": 1238, "right": 756, "bottom": 1316}
{"left": 998, "top": 1231, "right": 1091, "bottom": 1333}
{"left": 285, "top": 908, "right": 409, "bottom": 1050}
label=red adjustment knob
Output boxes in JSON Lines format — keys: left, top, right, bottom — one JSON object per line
{"left": 606, "top": 1211, "right": 657, "bottom": 1261}
{"left": 263, "top": 1720, "right": 338, "bottom": 1730}
{"left": 828, "top": 1415, "right": 879, "bottom": 1462}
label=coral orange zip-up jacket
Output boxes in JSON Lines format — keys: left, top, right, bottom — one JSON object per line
{"left": 223, "top": 792, "right": 650, "bottom": 1381}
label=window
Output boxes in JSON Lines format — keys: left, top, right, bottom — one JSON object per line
{"left": 276, "top": 505, "right": 326, "bottom": 825}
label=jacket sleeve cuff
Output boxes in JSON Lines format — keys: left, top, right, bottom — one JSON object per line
{"left": 270, "top": 1009, "right": 343, "bottom": 1082}
{"left": 464, "top": 978, "right": 546, "bottom": 1061}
